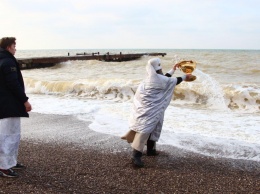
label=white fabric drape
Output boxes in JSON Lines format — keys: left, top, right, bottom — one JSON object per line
{"left": 0, "top": 117, "right": 21, "bottom": 169}
{"left": 129, "top": 58, "right": 177, "bottom": 141}
{"left": 131, "top": 132, "right": 150, "bottom": 152}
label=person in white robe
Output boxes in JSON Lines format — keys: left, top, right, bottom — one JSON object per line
{"left": 121, "top": 58, "right": 195, "bottom": 167}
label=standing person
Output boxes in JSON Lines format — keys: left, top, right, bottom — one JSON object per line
{"left": 0, "top": 37, "right": 32, "bottom": 177}
{"left": 121, "top": 58, "right": 196, "bottom": 167}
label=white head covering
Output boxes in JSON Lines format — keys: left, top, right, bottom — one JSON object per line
{"left": 148, "top": 58, "right": 161, "bottom": 71}
{"left": 145, "top": 58, "right": 168, "bottom": 89}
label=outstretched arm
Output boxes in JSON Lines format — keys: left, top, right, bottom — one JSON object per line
{"left": 165, "top": 63, "right": 186, "bottom": 84}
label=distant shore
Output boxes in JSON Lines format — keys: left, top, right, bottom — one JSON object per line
{"left": 0, "top": 113, "right": 259, "bottom": 193}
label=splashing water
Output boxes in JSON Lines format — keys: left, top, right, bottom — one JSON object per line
{"left": 195, "top": 69, "right": 228, "bottom": 110}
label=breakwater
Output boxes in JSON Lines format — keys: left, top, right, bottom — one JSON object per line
{"left": 17, "top": 52, "right": 166, "bottom": 69}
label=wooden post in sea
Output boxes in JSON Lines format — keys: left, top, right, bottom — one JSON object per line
{"left": 106, "top": 52, "right": 110, "bottom": 61}
{"left": 119, "top": 52, "right": 122, "bottom": 62}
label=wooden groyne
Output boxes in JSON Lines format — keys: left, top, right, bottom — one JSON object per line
{"left": 17, "top": 52, "right": 166, "bottom": 70}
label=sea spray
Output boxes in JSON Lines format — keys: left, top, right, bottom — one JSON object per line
{"left": 195, "top": 69, "right": 228, "bottom": 110}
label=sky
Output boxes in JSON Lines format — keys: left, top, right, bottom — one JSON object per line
{"left": 0, "top": 0, "right": 260, "bottom": 50}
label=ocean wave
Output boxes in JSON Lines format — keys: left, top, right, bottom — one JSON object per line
{"left": 24, "top": 77, "right": 260, "bottom": 113}
{"left": 223, "top": 84, "right": 260, "bottom": 112}
{"left": 25, "top": 78, "right": 137, "bottom": 101}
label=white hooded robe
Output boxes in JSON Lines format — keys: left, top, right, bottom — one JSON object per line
{"left": 128, "top": 58, "right": 178, "bottom": 142}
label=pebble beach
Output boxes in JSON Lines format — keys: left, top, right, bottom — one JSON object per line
{"left": 0, "top": 113, "right": 259, "bottom": 193}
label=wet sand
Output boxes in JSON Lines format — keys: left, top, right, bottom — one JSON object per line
{"left": 0, "top": 113, "right": 259, "bottom": 193}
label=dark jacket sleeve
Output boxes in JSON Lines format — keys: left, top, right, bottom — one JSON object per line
{"left": 165, "top": 73, "right": 171, "bottom": 77}
{"left": 165, "top": 73, "right": 183, "bottom": 85}
{"left": 2, "top": 59, "right": 28, "bottom": 103}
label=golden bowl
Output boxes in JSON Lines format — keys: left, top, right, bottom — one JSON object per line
{"left": 179, "top": 61, "right": 196, "bottom": 74}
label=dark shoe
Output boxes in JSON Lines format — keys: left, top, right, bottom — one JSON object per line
{"left": 131, "top": 149, "right": 144, "bottom": 168}
{"left": 147, "top": 149, "right": 159, "bottom": 156}
{"left": 12, "top": 163, "right": 26, "bottom": 170}
{"left": 0, "top": 168, "right": 19, "bottom": 178}
{"left": 146, "top": 139, "right": 159, "bottom": 156}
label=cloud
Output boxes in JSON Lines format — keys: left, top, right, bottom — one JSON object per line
{"left": 0, "top": 0, "right": 259, "bottom": 49}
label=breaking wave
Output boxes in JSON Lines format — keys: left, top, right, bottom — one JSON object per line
{"left": 24, "top": 75, "right": 260, "bottom": 113}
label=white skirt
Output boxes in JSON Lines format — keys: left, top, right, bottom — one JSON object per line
{"left": 0, "top": 117, "right": 21, "bottom": 169}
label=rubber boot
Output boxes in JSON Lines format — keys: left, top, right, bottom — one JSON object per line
{"left": 146, "top": 139, "right": 158, "bottom": 156}
{"left": 131, "top": 149, "right": 144, "bottom": 167}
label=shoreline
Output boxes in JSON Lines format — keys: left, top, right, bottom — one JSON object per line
{"left": 0, "top": 112, "right": 259, "bottom": 193}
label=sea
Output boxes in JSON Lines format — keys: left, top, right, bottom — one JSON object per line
{"left": 16, "top": 49, "right": 260, "bottom": 162}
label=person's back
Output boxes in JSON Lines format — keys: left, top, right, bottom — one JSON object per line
{"left": 122, "top": 58, "right": 195, "bottom": 167}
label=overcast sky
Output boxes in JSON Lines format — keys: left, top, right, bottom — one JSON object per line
{"left": 1, "top": 0, "right": 259, "bottom": 50}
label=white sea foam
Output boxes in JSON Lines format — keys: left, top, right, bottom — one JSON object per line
{"left": 28, "top": 94, "right": 260, "bottom": 162}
